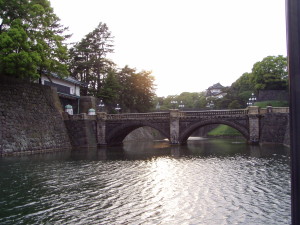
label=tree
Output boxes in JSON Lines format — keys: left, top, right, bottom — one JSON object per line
{"left": 228, "top": 100, "right": 242, "bottom": 109}
{"left": 0, "top": 0, "right": 70, "bottom": 79}
{"left": 217, "top": 72, "right": 254, "bottom": 108}
{"left": 251, "top": 55, "right": 288, "bottom": 90}
{"left": 99, "top": 70, "right": 120, "bottom": 111}
{"left": 177, "top": 92, "right": 207, "bottom": 109}
{"left": 215, "top": 55, "right": 288, "bottom": 109}
{"left": 117, "top": 66, "right": 155, "bottom": 113}
{"left": 153, "top": 92, "right": 207, "bottom": 111}
{"left": 69, "top": 22, "right": 114, "bottom": 96}
{"left": 132, "top": 70, "right": 156, "bottom": 112}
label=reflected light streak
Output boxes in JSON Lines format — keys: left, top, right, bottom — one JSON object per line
{"left": 145, "top": 158, "right": 185, "bottom": 220}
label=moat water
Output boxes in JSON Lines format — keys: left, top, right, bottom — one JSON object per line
{"left": 0, "top": 138, "right": 291, "bottom": 224}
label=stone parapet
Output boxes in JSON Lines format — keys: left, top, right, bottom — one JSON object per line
{"left": 260, "top": 107, "right": 289, "bottom": 114}
{"left": 248, "top": 106, "right": 260, "bottom": 115}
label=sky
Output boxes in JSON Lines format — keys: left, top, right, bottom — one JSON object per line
{"left": 50, "top": 0, "right": 287, "bottom": 97}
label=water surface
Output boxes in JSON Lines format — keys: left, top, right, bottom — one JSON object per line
{"left": 0, "top": 139, "right": 291, "bottom": 224}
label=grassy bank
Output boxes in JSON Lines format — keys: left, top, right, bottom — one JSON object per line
{"left": 207, "top": 125, "right": 242, "bottom": 137}
{"left": 254, "top": 100, "right": 289, "bottom": 108}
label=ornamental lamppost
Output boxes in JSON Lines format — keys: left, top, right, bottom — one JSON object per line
{"left": 171, "top": 98, "right": 178, "bottom": 109}
{"left": 156, "top": 102, "right": 161, "bottom": 111}
{"left": 206, "top": 101, "right": 214, "bottom": 109}
{"left": 115, "top": 103, "right": 121, "bottom": 114}
{"left": 178, "top": 101, "right": 185, "bottom": 110}
{"left": 98, "top": 100, "right": 105, "bottom": 112}
{"left": 247, "top": 93, "right": 257, "bottom": 106}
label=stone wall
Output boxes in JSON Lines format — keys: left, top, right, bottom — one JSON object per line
{"left": 260, "top": 112, "right": 290, "bottom": 144}
{"left": 0, "top": 78, "right": 71, "bottom": 156}
{"left": 64, "top": 115, "right": 97, "bottom": 148}
{"left": 258, "top": 90, "right": 289, "bottom": 102}
{"left": 283, "top": 118, "right": 290, "bottom": 147}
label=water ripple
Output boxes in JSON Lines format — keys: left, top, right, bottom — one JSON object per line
{"left": 0, "top": 140, "right": 291, "bottom": 224}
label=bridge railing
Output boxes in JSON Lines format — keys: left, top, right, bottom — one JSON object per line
{"left": 107, "top": 112, "right": 170, "bottom": 120}
{"left": 65, "top": 107, "right": 289, "bottom": 121}
{"left": 182, "top": 109, "right": 249, "bottom": 117}
{"left": 106, "top": 109, "right": 251, "bottom": 120}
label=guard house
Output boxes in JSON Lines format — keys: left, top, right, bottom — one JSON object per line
{"left": 39, "top": 73, "right": 87, "bottom": 114}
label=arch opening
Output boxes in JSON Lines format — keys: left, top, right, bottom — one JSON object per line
{"left": 124, "top": 126, "right": 167, "bottom": 142}
{"left": 180, "top": 120, "right": 249, "bottom": 144}
{"left": 106, "top": 123, "right": 169, "bottom": 146}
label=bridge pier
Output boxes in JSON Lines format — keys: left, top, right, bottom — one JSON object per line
{"left": 248, "top": 106, "right": 260, "bottom": 144}
{"left": 170, "top": 109, "right": 180, "bottom": 144}
{"left": 96, "top": 112, "right": 107, "bottom": 146}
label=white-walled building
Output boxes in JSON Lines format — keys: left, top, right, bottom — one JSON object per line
{"left": 39, "top": 73, "right": 86, "bottom": 113}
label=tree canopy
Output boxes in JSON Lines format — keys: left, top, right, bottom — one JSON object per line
{"left": 116, "top": 66, "right": 156, "bottom": 113}
{"left": 251, "top": 55, "right": 288, "bottom": 90}
{"left": 152, "top": 92, "right": 207, "bottom": 111}
{"left": 0, "top": 0, "right": 70, "bottom": 79}
{"left": 69, "top": 22, "right": 114, "bottom": 96}
{"left": 213, "top": 55, "right": 288, "bottom": 109}
{"left": 68, "top": 23, "right": 156, "bottom": 113}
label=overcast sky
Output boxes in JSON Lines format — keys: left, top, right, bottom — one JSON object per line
{"left": 50, "top": 0, "right": 287, "bottom": 97}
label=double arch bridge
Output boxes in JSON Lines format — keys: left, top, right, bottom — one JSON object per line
{"left": 65, "top": 106, "right": 289, "bottom": 147}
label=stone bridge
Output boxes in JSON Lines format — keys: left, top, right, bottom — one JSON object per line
{"left": 64, "top": 106, "right": 290, "bottom": 147}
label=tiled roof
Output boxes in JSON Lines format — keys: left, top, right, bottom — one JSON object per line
{"left": 208, "top": 82, "right": 224, "bottom": 90}
{"left": 46, "top": 72, "right": 87, "bottom": 87}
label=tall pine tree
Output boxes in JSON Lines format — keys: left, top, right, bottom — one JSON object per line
{"left": 69, "top": 22, "right": 114, "bottom": 96}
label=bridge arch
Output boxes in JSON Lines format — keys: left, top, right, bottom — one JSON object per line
{"left": 106, "top": 121, "right": 169, "bottom": 146}
{"left": 179, "top": 119, "right": 249, "bottom": 144}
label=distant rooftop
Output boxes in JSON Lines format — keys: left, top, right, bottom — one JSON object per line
{"left": 207, "top": 82, "right": 224, "bottom": 90}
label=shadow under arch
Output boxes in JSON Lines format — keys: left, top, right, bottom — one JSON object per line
{"left": 179, "top": 119, "right": 249, "bottom": 144}
{"left": 106, "top": 121, "right": 169, "bottom": 146}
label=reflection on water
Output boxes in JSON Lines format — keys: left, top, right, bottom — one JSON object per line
{"left": 0, "top": 139, "right": 291, "bottom": 224}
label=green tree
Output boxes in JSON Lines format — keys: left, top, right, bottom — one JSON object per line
{"left": 69, "top": 22, "right": 114, "bottom": 96}
{"left": 251, "top": 55, "right": 288, "bottom": 90}
{"left": 117, "top": 66, "right": 155, "bottom": 113}
{"left": 228, "top": 100, "right": 242, "bottom": 109}
{"left": 217, "top": 72, "right": 254, "bottom": 108}
{"left": 153, "top": 92, "right": 207, "bottom": 111}
{"left": 177, "top": 92, "right": 207, "bottom": 109}
{"left": 0, "top": 0, "right": 69, "bottom": 79}
{"left": 99, "top": 70, "right": 120, "bottom": 111}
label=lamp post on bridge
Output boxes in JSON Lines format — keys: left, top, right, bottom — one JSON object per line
{"left": 206, "top": 101, "right": 214, "bottom": 109}
{"left": 171, "top": 98, "right": 178, "bottom": 109}
{"left": 156, "top": 102, "right": 161, "bottom": 111}
{"left": 115, "top": 103, "right": 121, "bottom": 114}
{"left": 247, "top": 93, "right": 257, "bottom": 106}
{"left": 98, "top": 100, "right": 105, "bottom": 112}
{"left": 178, "top": 101, "right": 185, "bottom": 110}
